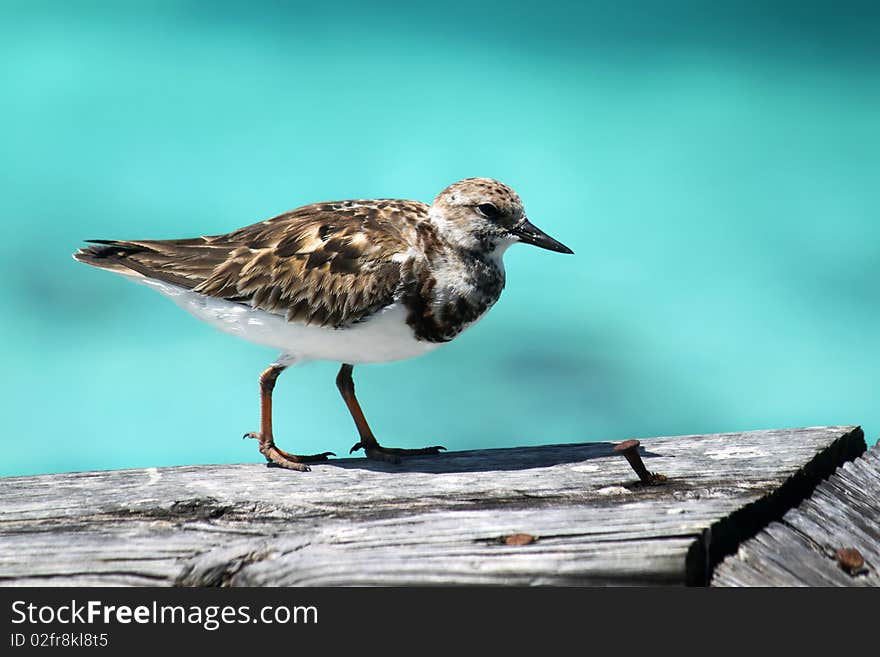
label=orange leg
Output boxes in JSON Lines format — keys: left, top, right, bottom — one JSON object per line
{"left": 336, "top": 364, "right": 445, "bottom": 464}
{"left": 244, "top": 364, "right": 335, "bottom": 472}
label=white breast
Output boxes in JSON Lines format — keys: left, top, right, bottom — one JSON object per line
{"left": 137, "top": 278, "right": 444, "bottom": 365}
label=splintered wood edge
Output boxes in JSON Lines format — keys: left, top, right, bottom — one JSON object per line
{"left": 685, "top": 425, "right": 866, "bottom": 585}
{"left": 711, "top": 441, "right": 880, "bottom": 586}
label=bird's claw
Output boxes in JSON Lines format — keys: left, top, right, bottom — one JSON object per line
{"left": 244, "top": 432, "right": 335, "bottom": 471}
{"left": 351, "top": 442, "right": 447, "bottom": 463}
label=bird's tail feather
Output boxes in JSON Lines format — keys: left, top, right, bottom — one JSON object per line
{"left": 73, "top": 240, "right": 148, "bottom": 277}
{"left": 72, "top": 239, "right": 209, "bottom": 289}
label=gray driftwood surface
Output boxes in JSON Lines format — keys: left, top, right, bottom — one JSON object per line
{"left": 0, "top": 426, "right": 866, "bottom": 586}
{"left": 713, "top": 441, "right": 879, "bottom": 586}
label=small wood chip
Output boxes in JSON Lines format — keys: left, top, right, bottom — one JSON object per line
{"left": 504, "top": 533, "right": 537, "bottom": 546}
{"left": 835, "top": 548, "right": 866, "bottom": 575}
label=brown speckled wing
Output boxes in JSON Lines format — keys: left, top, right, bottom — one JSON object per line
{"left": 76, "top": 200, "right": 430, "bottom": 327}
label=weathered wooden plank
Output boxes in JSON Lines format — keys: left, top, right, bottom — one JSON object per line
{"left": 712, "top": 442, "right": 879, "bottom": 587}
{"left": 0, "top": 426, "right": 865, "bottom": 586}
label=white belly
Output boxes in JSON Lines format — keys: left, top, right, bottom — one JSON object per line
{"left": 138, "top": 278, "right": 443, "bottom": 364}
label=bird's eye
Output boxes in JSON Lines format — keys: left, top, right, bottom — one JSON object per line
{"left": 476, "top": 203, "right": 499, "bottom": 219}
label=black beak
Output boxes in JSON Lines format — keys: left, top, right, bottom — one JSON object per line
{"left": 511, "top": 218, "right": 574, "bottom": 254}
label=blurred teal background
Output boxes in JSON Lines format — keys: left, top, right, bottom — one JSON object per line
{"left": 1, "top": 1, "right": 877, "bottom": 477}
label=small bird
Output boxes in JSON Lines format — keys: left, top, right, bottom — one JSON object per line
{"left": 74, "top": 178, "right": 573, "bottom": 471}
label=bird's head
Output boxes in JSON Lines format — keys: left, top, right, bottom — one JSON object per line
{"left": 429, "top": 178, "right": 573, "bottom": 256}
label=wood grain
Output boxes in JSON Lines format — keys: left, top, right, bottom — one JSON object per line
{"left": 0, "top": 426, "right": 865, "bottom": 586}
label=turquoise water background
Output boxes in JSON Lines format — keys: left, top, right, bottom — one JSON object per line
{"left": 2, "top": 1, "right": 878, "bottom": 477}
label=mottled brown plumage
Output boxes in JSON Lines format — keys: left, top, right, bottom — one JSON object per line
{"left": 77, "top": 199, "right": 430, "bottom": 329}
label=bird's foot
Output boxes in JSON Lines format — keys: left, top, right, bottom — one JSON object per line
{"left": 349, "top": 441, "right": 446, "bottom": 464}
{"left": 243, "top": 432, "right": 335, "bottom": 472}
